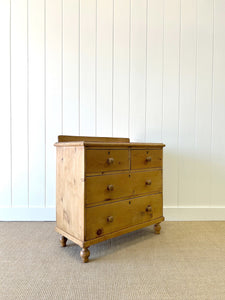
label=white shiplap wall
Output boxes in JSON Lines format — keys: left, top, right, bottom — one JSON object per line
{"left": 1, "top": 0, "right": 225, "bottom": 221}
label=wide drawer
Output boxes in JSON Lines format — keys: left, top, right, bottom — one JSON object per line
{"left": 85, "top": 194, "right": 163, "bottom": 240}
{"left": 86, "top": 149, "right": 129, "bottom": 174}
{"left": 85, "top": 169, "right": 162, "bottom": 205}
{"left": 131, "top": 149, "right": 162, "bottom": 170}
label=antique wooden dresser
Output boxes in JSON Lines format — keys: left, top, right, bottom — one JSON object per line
{"left": 55, "top": 136, "right": 165, "bottom": 263}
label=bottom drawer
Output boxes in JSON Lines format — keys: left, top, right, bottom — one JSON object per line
{"left": 85, "top": 193, "right": 162, "bottom": 240}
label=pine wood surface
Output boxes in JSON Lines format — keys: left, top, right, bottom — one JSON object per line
{"left": 55, "top": 136, "right": 165, "bottom": 262}
{"left": 85, "top": 194, "right": 163, "bottom": 240}
{"left": 56, "top": 146, "right": 85, "bottom": 241}
{"left": 131, "top": 149, "right": 163, "bottom": 169}
{"left": 86, "top": 149, "right": 129, "bottom": 173}
{"left": 85, "top": 169, "right": 162, "bottom": 206}
{"left": 58, "top": 135, "right": 130, "bottom": 143}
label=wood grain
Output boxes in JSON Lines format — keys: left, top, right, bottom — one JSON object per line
{"left": 55, "top": 138, "right": 164, "bottom": 262}
{"left": 85, "top": 172, "right": 132, "bottom": 205}
{"left": 56, "top": 146, "right": 85, "bottom": 240}
{"left": 86, "top": 169, "right": 162, "bottom": 206}
{"left": 56, "top": 217, "right": 164, "bottom": 248}
{"left": 58, "top": 135, "right": 130, "bottom": 143}
{"left": 86, "top": 149, "right": 129, "bottom": 173}
{"left": 85, "top": 193, "right": 163, "bottom": 240}
{"left": 131, "top": 170, "right": 162, "bottom": 195}
{"left": 131, "top": 149, "right": 162, "bottom": 170}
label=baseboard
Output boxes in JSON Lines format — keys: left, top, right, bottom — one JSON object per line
{"left": 0, "top": 207, "right": 56, "bottom": 221}
{"left": 0, "top": 207, "right": 225, "bottom": 221}
{"left": 164, "top": 207, "right": 225, "bottom": 221}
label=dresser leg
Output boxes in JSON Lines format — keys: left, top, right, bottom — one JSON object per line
{"left": 60, "top": 236, "right": 67, "bottom": 247}
{"left": 80, "top": 247, "right": 90, "bottom": 263}
{"left": 154, "top": 223, "right": 161, "bottom": 234}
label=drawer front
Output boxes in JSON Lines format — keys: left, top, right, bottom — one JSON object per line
{"left": 86, "top": 149, "right": 129, "bottom": 173}
{"left": 131, "top": 170, "right": 162, "bottom": 196}
{"left": 86, "top": 173, "right": 132, "bottom": 205}
{"left": 86, "top": 170, "right": 162, "bottom": 206}
{"left": 131, "top": 149, "right": 162, "bottom": 170}
{"left": 86, "top": 194, "right": 162, "bottom": 240}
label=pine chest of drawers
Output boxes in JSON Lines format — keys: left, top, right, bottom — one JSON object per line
{"left": 55, "top": 136, "right": 165, "bottom": 263}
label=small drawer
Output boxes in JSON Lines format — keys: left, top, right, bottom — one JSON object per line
{"left": 131, "top": 149, "right": 162, "bottom": 170}
{"left": 85, "top": 194, "right": 162, "bottom": 240}
{"left": 131, "top": 170, "right": 162, "bottom": 195}
{"left": 86, "top": 149, "right": 129, "bottom": 174}
{"left": 86, "top": 173, "right": 132, "bottom": 206}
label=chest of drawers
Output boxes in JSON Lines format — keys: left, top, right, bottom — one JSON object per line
{"left": 55, "top": 136, "right": 165, "bottom": 263}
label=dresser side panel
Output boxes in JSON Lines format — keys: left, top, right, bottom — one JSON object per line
{"left": 56, "top": 146, "right": 85, "bottom": 241}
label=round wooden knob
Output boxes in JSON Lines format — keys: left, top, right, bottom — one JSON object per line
{"left": 107, "top": 184, "right": 114, "bottom": 191}
{"left": 146, "top": 205, "right": 152, "bottom": 212}
{"left": 146, "top": 156, "right": 152, "bottom": 162}
{"left": 96, "top": 228, "right": 103, "bottom": 235}
{"left": 145, "top": 180, "right": 152, "bottom": 185}
{"left": 107, "top": 157, "right": 114, "bottom": 164}
{"left": 107, "top": 216, "right": 114, "bottom": 223}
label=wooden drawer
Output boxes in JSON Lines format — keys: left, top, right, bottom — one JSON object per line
{"left": 86, "top": 173, "right": 132, "bottom": 205}
{"left": 86, "top": 149, "right": 129, "bottom": 173}
{"left": 132, "top": 170, "right": 162, "bottom": 195}
{"left": 86, "top": 170, "right": 162, "bottom": 206}
{"left": 86, "top": 194, "right": 162, "bottom": 240}
{"left": 131, "top": 149, "right": 162, "bottom": 170}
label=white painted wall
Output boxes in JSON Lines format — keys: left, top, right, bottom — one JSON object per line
{"left": 1, "top": 0, "right": 225, "bottom": 221}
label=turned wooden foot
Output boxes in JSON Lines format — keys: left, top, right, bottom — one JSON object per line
{"left": 60, "top": 236, "right": 67, "bottom": 247}
{"left": 154, "top": 223, "right": 161, "bottom": 234}
{"left": 80, "top": 247, "right": 90, "bottom": 263}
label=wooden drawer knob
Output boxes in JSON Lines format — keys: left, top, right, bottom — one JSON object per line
{"left": 145, "top": 180, "right": 152, "bottom": 185}
{"left": 107, "top": 157, "right": 114, "bottom": 164}
{"left": 107, "top": 184, "right": 114, "bottom": 191}
{"left": 146, "top": 156, "right": 152, "bottom": 162}
{"left": 146, "top": 205, "right": 152, "bottom": 212}
{"left": 107, "top": 216, "right": 114, "bottom": 223}
{"left": 97, "top": 228, "right": 103, "bottom": 235}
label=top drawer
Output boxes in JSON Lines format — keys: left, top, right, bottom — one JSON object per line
{"left": 131, "top": 149, "right": 162, "bottom": 170}
{"left": 86, "top": 149, "right": 129, "bottom": 174}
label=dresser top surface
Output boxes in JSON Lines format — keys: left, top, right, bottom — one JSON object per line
{"left": 55, "top": 135, "right": 165, "bottom": 148}
{"left": 54, "top": 141, "right": 165, "bottom": 148}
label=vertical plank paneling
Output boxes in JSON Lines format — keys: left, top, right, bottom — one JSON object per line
{"left": 2, "top": 0, "right": 225, "bottom": 219}
{"left": 46, "top": 0, "right": 62, "bottom": 207}
{"left": 195, "top": 0, "right": 213, "bottom": 206}
{"left": 178, "top": 0, "right": 197, "bottom": 207}
{"left": 162, "top": 0, "right": 180, "bottom": 207}
{"left": 96, "top": 0, "right": 113, "bottom": 136}
{"left": 63, "top": 0, "right": 79, "bottom": 135}
{"left": 80, "top": 0, "right": 96, "bottom": 136}
{"left": 130, "top": 0, "right": 147, "bottom": 142}
{"left": 0, "top": 0, "right": 11, "bottom": 207}
{"left": 28, "top": 0, "right": 45, "bottom": 207}
{"left": 146, "top": 0, "right": 164, "bottom": 143}
{"left": 113, "top": 0, "right": 130, "bottom": 138}
{"left": 212, "top": 0, "right": 225, "bottom": 206}
{"left": 11, "top": 0, "right": 28, "bottom": 207}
